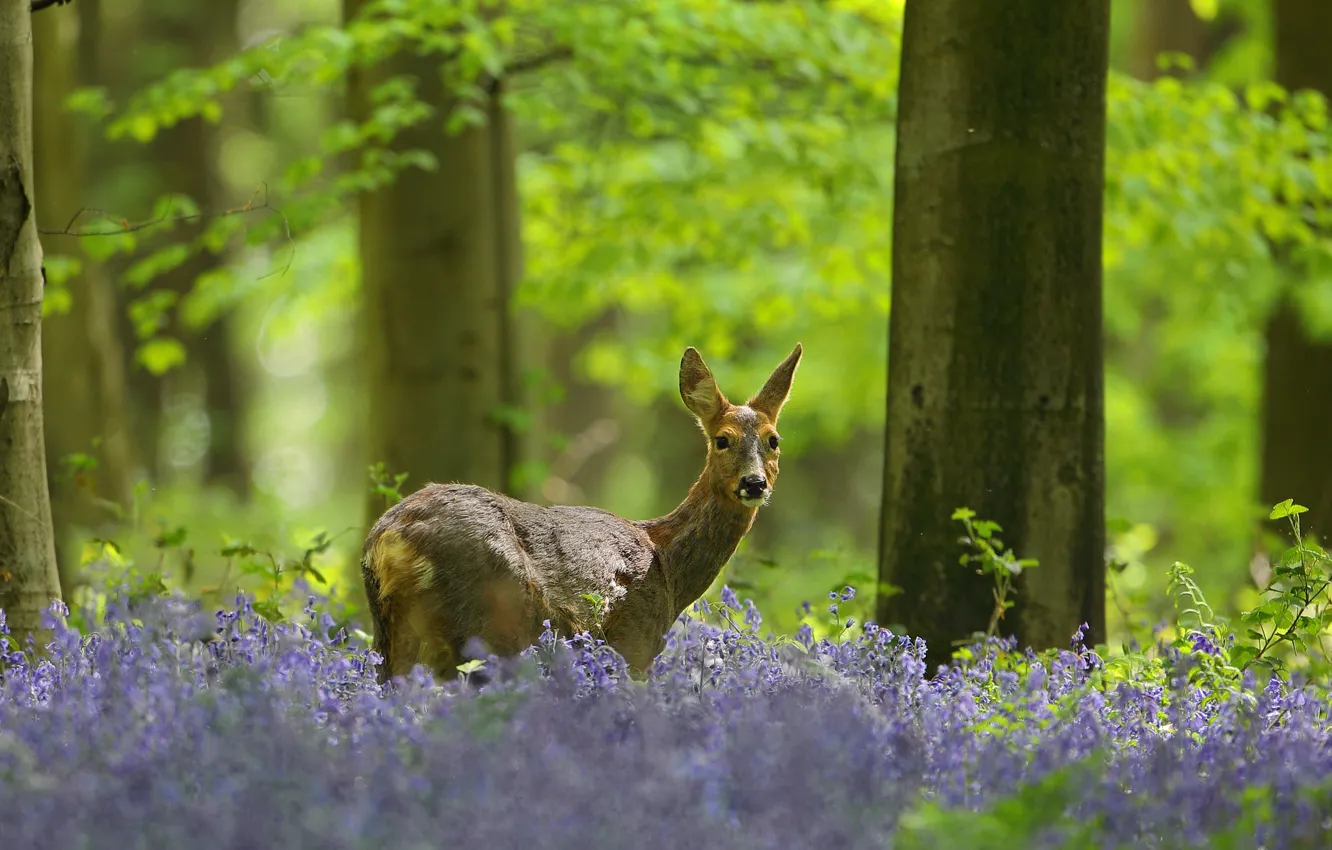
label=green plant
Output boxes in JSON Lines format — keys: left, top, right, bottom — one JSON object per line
{"left": 952, "top": 508, "right": 1039, "bottom": 641}
{"left": 1233, "top": 499, "right": 1332, "bottom": 674}
{"left": 368, "top": 462, "right": 410, "bottom": 512}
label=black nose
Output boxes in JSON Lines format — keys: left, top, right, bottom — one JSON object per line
{"left": 740, "top": 474, "right": 767, "bottom": 495}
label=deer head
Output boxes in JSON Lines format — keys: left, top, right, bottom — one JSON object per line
{"left": 678, "top": 343, "right": 803, "bottom": 509}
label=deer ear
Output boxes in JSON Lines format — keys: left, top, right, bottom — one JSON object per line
{"left": 679, "top": 347, "right": 727, "bottom": 424}
{"left": 748, "top": 343, "right": 802, "bottom": 422}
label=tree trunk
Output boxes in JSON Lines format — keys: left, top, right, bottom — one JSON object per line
{"left": 1126, "top": 0, "right": 1238, "bottom": 81}
{"left": 0, "top": 0, "right": 62, "bottom": 644}
{"left": 347, "top": 0, "right": 522, "bottom": 526}
{"left": 143, "top": 0, "right": 249, "bottom": 494}
{"left": 539, "top": 313, "right": 622, "bottom": 506}
{"left": 33, "top": 3, "right": 136, "bottom": 595}
{"left": 1127, "top": 0, "right": 1208, "bottom": 79}
{"left": 876, "top": 0, "right": 1109, "bottom": 671}
{"left": 1259, "top": 0, "right": 1332, "bottom": 536}
{"left": 80, "top": 0, "right": 165, "bottom": 485}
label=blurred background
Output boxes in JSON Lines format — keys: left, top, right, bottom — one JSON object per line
{"left": 27, "top": 0, "right": 1332, "bottom": 644}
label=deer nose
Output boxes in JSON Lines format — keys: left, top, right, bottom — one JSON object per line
{"left": 739, "top": 474, "right": 767, "bottom": 496}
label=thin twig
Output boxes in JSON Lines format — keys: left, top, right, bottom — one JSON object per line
{"left": 40, "top": 185, "right": 274, "bottom": 237}
{"left": 41, "top": 184, "right": 295, "bottom": 280}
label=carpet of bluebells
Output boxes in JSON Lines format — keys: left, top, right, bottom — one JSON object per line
{"left": 2, "top": 586, "right": 1332, "bottom": 850}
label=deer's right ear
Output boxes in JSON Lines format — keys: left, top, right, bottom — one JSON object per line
{"left": 679, "top": 347, "right": 726, "bottom": 424}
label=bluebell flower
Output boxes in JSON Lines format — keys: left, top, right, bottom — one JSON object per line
{"left": 720, "top": 586, "right": 740, "bottom": 610}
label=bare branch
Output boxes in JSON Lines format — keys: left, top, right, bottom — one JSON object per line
{"left": 40, "top": 185, "right": 274, "bottom": 237}
{"left": 40, "top": 184, "right": 296, "bottom": 280}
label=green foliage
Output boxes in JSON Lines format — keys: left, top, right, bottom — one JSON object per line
{"left": 55, "top": 471, "right": 357, "bottom": 637}
{"left": 1130, "top": 499, "right": 1332, "bottom": 689}
{"left": 897, "top": 763, "right": 1097, "bottom": 850}
{"left": 1233, "top": 499, "right": 1332, "bottom": 674}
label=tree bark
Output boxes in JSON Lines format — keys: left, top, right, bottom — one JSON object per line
{"left": 346, "top": 0, "right": 522, "bottom": 526}
{"left": 1259, "top": 0, "right": 1332, "bottom": 536}
{"left": 33, "top": 2, "right": 136, "bottom": 594}
{"left": 876, "top": 0, "right": 1109, "bottom": 671}
{"left": 0, "top": 0, "right": 62, "bottom": 643}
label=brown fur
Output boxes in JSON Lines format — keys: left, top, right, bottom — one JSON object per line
{"left": 360, "top": 344, "right": 803, "bottom": 684}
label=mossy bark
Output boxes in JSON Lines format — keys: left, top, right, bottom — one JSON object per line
{"left": 0, "top": 0, "right": 62, "bottom": 643}
{"left": 876, "top": 0, "right": 1109, "bottom": 671}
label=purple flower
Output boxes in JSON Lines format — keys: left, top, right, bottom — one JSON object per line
{"left": 0, "top": 585, "right": 1326, "bottom": 848}
{"left": 720, "top": 586, "right": 740, "bottom": 610}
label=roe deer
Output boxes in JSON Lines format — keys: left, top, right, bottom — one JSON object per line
{"left": 360, "top": 343, "right": 803, "bottom": 684}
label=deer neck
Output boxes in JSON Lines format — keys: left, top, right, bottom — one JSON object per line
{"left": 638, "top": 474, "right": 758, "bottom": 609}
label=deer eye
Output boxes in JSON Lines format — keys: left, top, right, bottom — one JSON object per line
{"left": 714, "top": 435, "right": 730, "bottom": 450}
{"left": 768, "top": 435, "right": 780, "bottom": 450}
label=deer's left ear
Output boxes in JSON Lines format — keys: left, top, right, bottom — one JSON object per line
{"left": 748, "top": 343, "right": 802, "bottom": 422}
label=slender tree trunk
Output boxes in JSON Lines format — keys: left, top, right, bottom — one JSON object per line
{"left": 33, "top": 4, "right": 136, "bottom": 594}
{"left": 876, "top": 0, "right": 1110, "bottom": 671}
{"left": 539, "top": 313, "right": 622, "bottom": 506}
{"left": 1259, "top": 0, "right": 1332, "bottom": 536}
{"left": 143, "top": 0, "right": 249, "bottom": 493}
{"left": 1128, "top": 0, "right": 1208, "bottom": 79}
{"left": 346, "top": 0, "right": 522, "bottom": 526}
{"left": 0, "top": 0, "right": 62, "bottom": 643}
{"left": 82, "top": 0, "right": 162, "bottom": 484}
{"left": 1126, "top": 0, "right": 1238, "bottom": 81}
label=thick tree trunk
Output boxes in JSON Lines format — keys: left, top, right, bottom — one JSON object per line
{"left": 876, "top": 0, "right": 1109, "bottom": 671}
{"left": 1259, "top": 0, "right": 1332, "bottom": 536}
{"left": 347, "top": 0, "right": 522, "bottom": 526}
{"left": 33, "top": 4, "right": 136, "bottom": 594}
{"left": 0, "top": 0, "right": 62, "bottom": 643}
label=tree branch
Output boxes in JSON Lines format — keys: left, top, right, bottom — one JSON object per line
{"left": 39, "top": 185, "right": 275, "bottom": 237}
{"left": 505, "top": 46, "right": 574, "bottom": 77}
{"left": 39, "top": 185, "right": 297, "bottom": 281}
{"left": 30, "top": 0, "right": 74, "bottom": 13}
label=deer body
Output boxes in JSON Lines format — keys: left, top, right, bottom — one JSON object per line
{"left": 360, "top": 344, "right": 802, "bottom": 683}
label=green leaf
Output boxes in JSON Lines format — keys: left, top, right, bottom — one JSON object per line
{"left": 1270, "top": 499, "right": 1309, "bottom": 520}
{"left": 153, "top": 526, "right": 189, "bottom": 549}
{"left": 220, "top": 539, "right": 259, "bottom": 558}
{"left": 1230, "top": 645, "right": 1259, "bottom": 668}
{"left": 136, "top": 338, "right": 187, "bottom": 376}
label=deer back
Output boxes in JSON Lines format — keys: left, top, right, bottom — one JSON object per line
{"left": 364, "top": 484, "right": 671, "bottom": 670}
